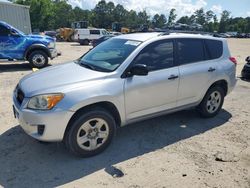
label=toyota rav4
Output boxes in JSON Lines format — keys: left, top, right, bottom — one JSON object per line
{"left": 13, "top": 32, "right": 237, "bottom": 157}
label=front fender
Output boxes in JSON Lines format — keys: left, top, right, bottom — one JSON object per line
{"left": 69, "top": 96, "right": 126, "bottom": 125}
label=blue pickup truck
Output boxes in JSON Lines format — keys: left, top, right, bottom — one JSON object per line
{"left": 0, "top": 21, "right": 57, "bottom": 68}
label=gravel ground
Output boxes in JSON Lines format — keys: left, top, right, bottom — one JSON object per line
{"left": 0, "top": 39, "right": 249, "bottom": 188}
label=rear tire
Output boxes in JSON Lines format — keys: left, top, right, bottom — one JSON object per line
{"left": 28, "top": 50, "right": 48, "bottom": 68}
{"left": 64, "top": 108, "right": 116, "bottom": 157}
{"left": 198, "top": 86, "right": 225, "bottom": 118}
{"left": 80, "top": 39, "right": 89, "bottom": 45}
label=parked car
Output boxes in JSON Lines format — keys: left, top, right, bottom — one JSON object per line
{"left": 74, "top": 28, "right": 109, "bottom": 45}
{"left": 213, "top": 33, "right": 227, "bottom": 38}
{"left": 109, "top": 31, "right": 122, "bottom": 36}
{"left": 91, "top": 35, "right": 114, "bottom": 47}
{"left": 171, "top": 23, "right": 189, "bottom": 30}
{"left": 189, "top": 23, "right": 203, "bottom": 31}
{"left": 0, "top": 21, "right": 57, "bottom": 68}
{"left": 44, "top": 31, "right": 57, "bottom": 40}
{"left": 236, "top": 33, "right": 247, "bottom": 38}
{"left": 13, "top": 33, "right": 237, "bottom": 157}
{"left": 241, "top": 56, "right": 250, "bottom": 79}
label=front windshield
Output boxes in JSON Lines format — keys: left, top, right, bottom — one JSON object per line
{"left": 79, "top": 38, "right": 141, "bottom": 72}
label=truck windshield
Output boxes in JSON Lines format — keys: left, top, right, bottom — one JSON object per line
{"left": 78, "top": 38, "right": 141, "bottom": 72}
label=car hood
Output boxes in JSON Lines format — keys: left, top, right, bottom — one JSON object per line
{"left": 19, "top": 62, "right": 109, "bottom": 97}
{"left": 26, "top": 34, "right": 54, "bottom": 42}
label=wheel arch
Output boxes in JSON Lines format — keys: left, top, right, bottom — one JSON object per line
{"left": 208, "top": 79, "right": 228, "bottom": 96}
{"left": 64, "top": 101, "right": 121, "bottom": 140}
{"left": 24, "top": 44, "right": 50, "bottom": 60}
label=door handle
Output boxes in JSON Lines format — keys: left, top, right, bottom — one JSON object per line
{"left": 208, "top": 67, "right": 216, "bottom": 72}
{"left": 168, "top": 75, "right": 179, "bottom": 80}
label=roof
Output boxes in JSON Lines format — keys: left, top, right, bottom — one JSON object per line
{"left": 0, "top": 1, "right": 30, "bottom": 8}
{"left": 116, "top": 32, "right": 224, "bottom": 42}
{"left": 115, "top": 32, "right": 160, "bottom": 42}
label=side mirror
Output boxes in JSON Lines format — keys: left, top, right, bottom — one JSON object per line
{"left": 10, "top": 29, "right": 20, "bottom": 37}
{"left": 128, "top": 64, "right": 148, "bottom": 77}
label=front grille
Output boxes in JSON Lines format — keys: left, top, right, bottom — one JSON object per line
{"left": 16, "top": 87, "right": 25, "bottom": 105}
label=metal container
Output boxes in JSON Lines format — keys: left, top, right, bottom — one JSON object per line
{"left": 0, "top": 2, "right": 31, "bottom": 34}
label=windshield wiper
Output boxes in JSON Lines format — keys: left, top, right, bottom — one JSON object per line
{"left": 79, "top": 62, "right": 96, "bottom": 70}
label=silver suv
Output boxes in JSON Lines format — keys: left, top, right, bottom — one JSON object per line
{"left": 13, "top": 32, "right": 237, "bottom": 157}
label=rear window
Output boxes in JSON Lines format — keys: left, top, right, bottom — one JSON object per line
{"left": 205, "top": 39, "right": 223, "bottom": 59}
{"left": 177, "top": 39, "right": 204, "bottom": 65}
{"left": 90, "top": 30, "right": 100, "bottom": 35}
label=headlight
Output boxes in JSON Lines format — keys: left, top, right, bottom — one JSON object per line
{"left": 27, "top": 94, "right": 64, "bottom": 110}
{"left": 47, "top": 42, "right": 55, "bottom": 48}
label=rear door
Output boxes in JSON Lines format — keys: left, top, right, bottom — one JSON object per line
{"left": 124, "top": 39, "right": 180, "bottom": 120}
{"left": 176, "top": 38, "right": 218, "bottom": 106}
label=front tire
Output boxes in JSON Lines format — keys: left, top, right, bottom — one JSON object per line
{"left": 64, "top": 108, "right": 116, "bottom": 157}
{"left": 28, "top": 50, "right": 48, "bottom": 68}
{"left": 198, "top": 86, "right": 225, "bottom": 118}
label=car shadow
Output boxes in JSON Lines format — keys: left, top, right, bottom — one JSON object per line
{"left": 70, "top": 44, "right": 83, "bottom": 46}
{"left": 0, "top": 63, "right": 52, "bottom": 73}
{"left": 0, "top": 62, "right": 31, "bottom": 72}
{"left": 0, "top": 109, "right": 232, "bottom": 187}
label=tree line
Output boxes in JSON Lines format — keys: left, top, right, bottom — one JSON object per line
{"left": 14, "top": 0, "right": 250, "bottom": 33}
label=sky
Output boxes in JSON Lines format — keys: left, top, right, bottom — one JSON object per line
{"left": 67, "top": 0, "right": 250, "bottom": 18}
{"left": 0, "top": 0, "right": 249, "bottom": 18}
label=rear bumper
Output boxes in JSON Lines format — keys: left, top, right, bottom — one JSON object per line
{"left": 227, "top": 77, "right": 237, "bottom": 95}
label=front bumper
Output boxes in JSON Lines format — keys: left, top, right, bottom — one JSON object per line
{"left": 49, "top": 48, "right": 58, "bottom": 59}
{"left": 13, "top": 94, "right": 74, "bottom": 142}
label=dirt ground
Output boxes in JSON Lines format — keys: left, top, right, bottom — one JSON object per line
{"left": 0, "top": 39, "right": 249, "bottom": 188}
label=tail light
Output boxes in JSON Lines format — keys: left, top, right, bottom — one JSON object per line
{"left": 229, "top": 57, "right": 237, "bottom": 65}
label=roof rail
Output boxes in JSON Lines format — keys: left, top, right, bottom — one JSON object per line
{"left": 159, "top": 30, "right": 211, "bottom": 36}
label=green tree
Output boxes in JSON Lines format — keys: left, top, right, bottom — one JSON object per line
{"left": 194, "top": 8, "right": 206, "bottom": 25}
{"left": 167, "top": 8, "right": 177, "bottom": 26}
{"left": 219, "top": 10, "right": 231, "bottom": 32}
{"left": 53, "top": 0, "right": 74, "bottom": 28}
{"left": 113, "top": 4, "right": 128, "bottom": 25}
{"left": 125, "top": 10, "right": 138, "bottom": 29}
{"left": 152, "top": 14, "right": 166, "bottom": 28}
{"left": 137, "top": 10, "right": 150, "bottom": 25}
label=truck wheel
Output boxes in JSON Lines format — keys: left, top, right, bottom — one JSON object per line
{"left": 80, "top": 39, "right": 89, "bottom": 45}
{"left": 64, "top": 108, "right": 116, "bottom": 157}
{"left": 28, "top": 50, "right": 48, "bottom": 68}
{"left": 198, "top": 86, "right": 225, "bottom": 118}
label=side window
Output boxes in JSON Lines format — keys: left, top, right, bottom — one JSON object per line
{"left": 205, "top": 39, "right": 223, "bottom": 60}
{"left": 177, "top": 39, "right": 204, "bottom": 65}
{"left": 90, "top": 30, "right": 100, "bottom": 35}
{"left": 133, "top": 40, "right": 174, "bottom": 71}
{"left": 0, "top": 25, "right": 10, "bottom": 36}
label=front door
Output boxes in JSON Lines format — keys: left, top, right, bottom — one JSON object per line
{"left": 124, "top": 39, "right": 179, "bottom": 120}
{"left": 0, "top": 24, "right": 26, "bottom": 60}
